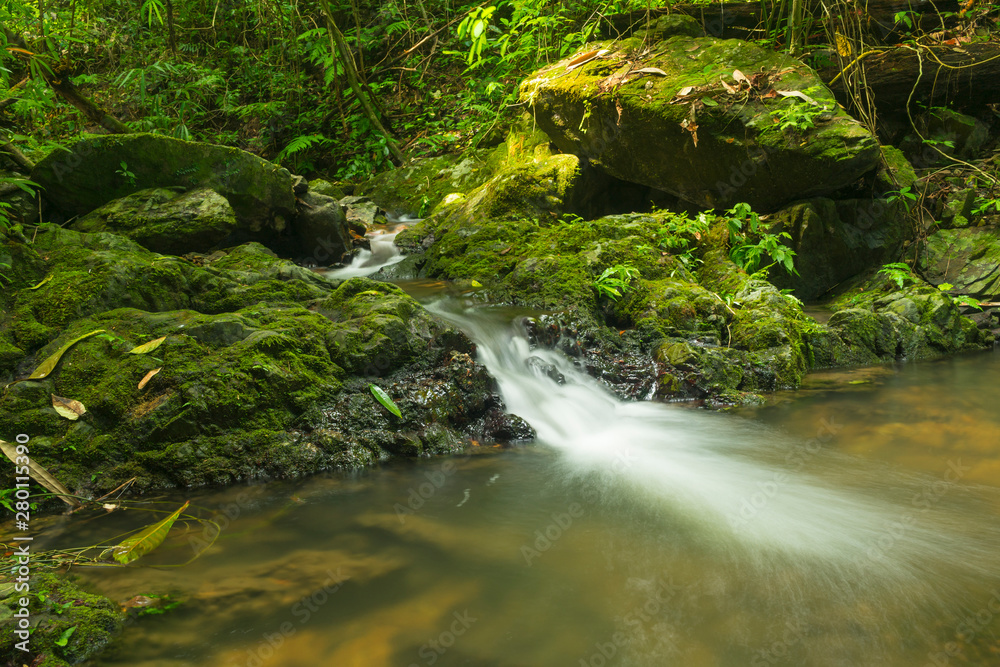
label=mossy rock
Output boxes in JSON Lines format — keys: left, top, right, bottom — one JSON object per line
{"left": 0, "top": 228, "right": 524, "bottom": 491}
{"left": 71, "top": 186, "right": 238, "bottom": 255}
{"left": 918, "top": 226, "right": 1000, "bottom": 300}
{"left": 0, "top": 573, "right": 124, "bottom": 667}
{"left": 31, "top": 133, "right": 295, "bottom": 234}
{"left": 357, "top": 150, "right": 496, "bottom": 216}
{"left": 520, "top": 36, "right": 879, "bottom": 211}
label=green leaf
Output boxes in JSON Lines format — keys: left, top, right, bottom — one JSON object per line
{"left": 54, "top": 626, "right": 76, "bottom": 647}
{"left": 101, "top": 501, "right": 190, "bottom": 565}
{"left": 129, "top": 336, "right": 166, "bottom": 355}
{"left": 29, "top": 330, "right": 105, "bottom": 379}
{"left": 28, "top": 274, "right": 53, "bottom": 290}
{"left": 369, "top": 384, "right": 402, "bottom": 418}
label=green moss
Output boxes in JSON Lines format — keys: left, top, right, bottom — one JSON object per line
{"left": 0, "top": 573, "right": 124, "bottom": 667}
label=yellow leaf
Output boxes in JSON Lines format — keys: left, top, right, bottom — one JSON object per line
{"left": 129, "top": 336, "right": 166, "bottom": 355}
{"left": 52, "top": 394, "right": 87, "bottom": 420}
{"left": 28, "top": 274, "right": 53, "bottom": 290}
{"left": 0, "top": 440, "right": 81, "bottom": 507}
{"left": 28, "top": 330, "right": 105, "bottom": 380}
{"left": 138, "top": 368, "right": 162, "bottom": 390}
{"left": 835, "top": 31, "right": 852, "bottom": 58}
{"left": 355, "top": 290, "right": 382, "bottom": 297}
{"left": 101, "top": 501, "right": 190, "bottom": 565}
{"left": 470, "top": 279, "right": 483, "bottom": 288}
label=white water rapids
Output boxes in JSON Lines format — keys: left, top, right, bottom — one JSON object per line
{"left": 427, "top": 299, "right": 1000, "bottom": 664}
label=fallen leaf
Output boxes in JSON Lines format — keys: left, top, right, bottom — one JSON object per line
{"left": 29, "top": 330, "right": 105, "bottom": 379}
{"left": 685, "top": 44, "right": 700, "bottom": 52}
{"left": 129, "top": 336, "right": 166, "bottom": 355}
{"left": 28, "top": 275, "right": 52, "bottom": 290}
{"left": 721, "top": 79, "right": 738, "bottom": 94}
{"left": 101, "top": 501, "right": 190, "bottom": 565}
{"left": 566, "top": 48, "right": 608, "bottom": 71}
{"left": 370, "top": 384, "right": 402, "bottom": 418}
{"left": 355, "top": 290, "right": 382, "bottom": 296}
{"left": 634, "top": 67, "right": 667, "bottom": 76}
{"left": 0, "top": 440, "right": 81, "bottom": 507}
{"left": 733, "top": 69, "right": 750, "bottom": 85}
{"left": 776, "top": 90, "right": 821, "bottom": 106}
{"left": 52, "top": 394, "right": 86, "bottom": 420}
{"left": 138, "top": 367, "right": 162, "bottom": 390}
{"left": 470, "top": 279, "right": 483, "bottom": 288}
{"left": 499, "top": 246, "right": 512, "bottom": 255}
{"left": 677, "top": 86, "right": 694, "bottom": 96}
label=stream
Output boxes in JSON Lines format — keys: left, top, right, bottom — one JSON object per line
{"left": 37, "top": 234, "right": 1000, "bottom": 666}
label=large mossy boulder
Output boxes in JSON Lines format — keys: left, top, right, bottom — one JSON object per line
{"left": 31, "top": 134, "right": 295, "bottom": 233}
{"left": 519, "top": 34, "right": 879, "bottom": 211}
{"left": 918, "top": 226, "right": 1000, "bottom": 300}
{"left": 0, "top": 228, "right": 527, "bottom": 492}
{"left": 71, "top": 186, "right": 238, "bottom": 255}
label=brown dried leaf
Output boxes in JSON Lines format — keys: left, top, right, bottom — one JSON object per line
{"left": 634, "top": 67, "right": 667, "bottom": 76}
{"left": 733, "top": 69, "right": 750, "bottom": 85}
{"left": 138, "top": 367, "right": 162, "bottom": 390}
{"left": 52, "top": 394, "right": 86, "bottom": 420}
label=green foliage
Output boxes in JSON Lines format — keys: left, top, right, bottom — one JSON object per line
{"left": 972, "top": 196, "right": 1000, "bottom": 216}
{"left": 115, "top": 161, "right": 137, "bottom": 187}
{"left": 593, "top": 264, "right": 640, "bottom": 301}
{"left": 768, "top": 99, "right": 824, "bottom": 133}
{"left": 938, "top": 283, "right": 983, "bottom": 310}
{"left": 887, "top": 186, "right": 918, "bottom": 211}
{"left": 456, "top": 6, "right": 498, "bottom": 68}
{"left": 725, "top": 203, "right": 797, "bottom": 275}
{"left": 878, "top": 262, "right": 916, "bottom": 288}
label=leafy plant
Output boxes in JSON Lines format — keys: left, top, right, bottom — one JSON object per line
{"left": 887, "top": 186, "right": 918, "bottom": 212}
{"left": 972, "top": 196, "right": 1000, "bottom": 216}
{"left": 938, "top": 283, "right": 983, "bottom": 310}
{"left": 878, "top": 262, "right": 916, "bottom": 289}
{"left": 593, "top": 264, "right": 640, "bottom": 301}
{"left": 769, "top": 99, "right": 824, "bottom": 133}
{"left": 116, "top": 161, "right": 137, "bottom": 187}
{"left": 725, "top": 203, "right": 797, "bottom": 275}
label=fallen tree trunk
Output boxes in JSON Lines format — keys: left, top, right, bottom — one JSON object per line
{"left": 47, "top": 74, "right": 130, "bottom": 134}
{"left": 601, "top": 0, "right": 963, "bottom": 42}
{"left": 818, "top": 42, "right": 1000, "bottom": 113}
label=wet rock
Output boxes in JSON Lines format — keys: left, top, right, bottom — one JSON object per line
{"left": 525, "top": 356, "right": 565, "bottom": 384}
{"left": 31, "top": 133, "right": 295, "bottom": 234}
{"left": 520, "top": 35, "right": 879, "bottom": 211}
{"left": 71, "top": 186, "right": 237, "bottom": 255}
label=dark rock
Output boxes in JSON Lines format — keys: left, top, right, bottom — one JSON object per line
{"left": 31, "top": 133, "right": 295, "bottom": 235}
{"left": 291, "top": 173, "right": 309, "bottom": 194}
{"left": 768, "top": 197, "right": 911, "bottom": 300}
{"left": 286, "top": 191, "right": 352, "bottom": 266}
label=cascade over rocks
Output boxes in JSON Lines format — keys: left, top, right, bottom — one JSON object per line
{"left": 519, "top": 31, "right": 880, "bottom": 211}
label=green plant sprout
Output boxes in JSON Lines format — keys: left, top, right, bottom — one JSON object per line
{"left": 593, "top": 264, "right": 640, "bottom": 301}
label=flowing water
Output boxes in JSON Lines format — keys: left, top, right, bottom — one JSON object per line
{"left": 16, "top": 261, "right": 1000, "bottom": 665}
{"left": 323, "top": 216, "right": 419, "bottom": 280}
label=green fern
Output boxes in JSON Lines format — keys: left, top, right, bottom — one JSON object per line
{"left": 276, "top": 134, "right": 331, "bottom": 164}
